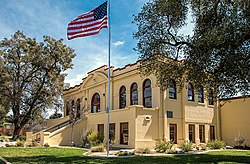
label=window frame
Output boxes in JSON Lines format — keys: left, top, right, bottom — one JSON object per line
{"left": 91, "top": 93, "right": 100, "bottom": 113}
{"left": 188, "top": 83, "right": 194, "bottom": 101}
{"left": 198, "top": 86, "right": 204, "bottom": 103}
{"left": 119, "top": 86, "right": 126, "bottom": 109}
{"left": 169, "top": 80, "right": 177, "bottom": 99}
{"left": 130, "top": 83, "right": 138, "bottom": 105}
{"left": 143, "top": 79, "right": 152, "bottom": 108}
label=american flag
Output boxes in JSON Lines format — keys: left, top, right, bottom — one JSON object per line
{"left": 67, "top": 1, "right": 108, "bottom": 40}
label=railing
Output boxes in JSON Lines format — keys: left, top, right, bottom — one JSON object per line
{"left": 44, "top": 119, "right": 71, "bottom": 133}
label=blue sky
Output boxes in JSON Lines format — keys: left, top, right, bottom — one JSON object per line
{"left": 0, "top": 0, "right": 193, "bottom": 87}
{"left": 0, "top": 0, "right": 147, "bottom": 86}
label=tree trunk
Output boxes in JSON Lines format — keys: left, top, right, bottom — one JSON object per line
{"left": 12, "top": 124, "right": 22, "bottom": 141}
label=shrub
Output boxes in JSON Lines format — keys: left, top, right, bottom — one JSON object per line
{"left": 179, "top": 140, "right": 193, "bottom": 152}
{"left": 16, "top": 139, "right": 24, "bottom": 147}
{"left": 18, "top": 135, "right": 26, "bottom": 141}
{"left": 155, "top": 140, "right": 174, "bottom": 153}
{"left": 44, "top": 143, "right": 50, "bottom": 147}
{"left": 25, "top": 141, "right": 41, "bottom": 147}
{"left": 90, "top": 144, "right": 106, "bottom": 152}
{"left": 135, "top": 147, "right": 151, "bottom": 154}
{"left": 1, "top": 136, "right": 9, "bottom": 142}
{"left": 0, "top": 136, "right": 3, "bottom": 142}
{"left": 115, "top": 151, "right": 135, "bottom": 156}
{"left": 81, "top": 129, "right": 92, "bottom": 147}
{"left": 233, "top": 134, "right": 245, "bottom": 147}
{"left": 87, "top": 131, "right": 104, "bottom": 147}
{"left": 207, "top": 139, "right": 225, "bottom": 149}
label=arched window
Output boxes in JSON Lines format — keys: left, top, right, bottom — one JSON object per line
{"left": 119, "top": 86, "right": 126, "bottom": 109}
{"left": 208, "top": 89, "right": 214, "bottom": 105}
{"left": 66, "top": 101, "right": 70, "bottom": 116}
{"left": 188, "top": 83, "right": 194, "bottom": 101}
{"left": 76, "top": 98, "right": 81, "bottom": 118}
{"left": 198, "top": 86, "right": 204, "bottom": 103}
{"left": 130, "top": 83, "right": 138, "bottom": 105}
{"left": 169, "top": 80, "right": 177, "bottom": 99}
{"left": 91, "top": 93, "right": 100, "bottom": 113}
{"left": 143, "top": 79, "right": 152, "bottom": 108}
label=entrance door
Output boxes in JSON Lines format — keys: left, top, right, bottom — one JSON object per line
{"left": 169, "top": 124, "right": 177, "bottom": 143}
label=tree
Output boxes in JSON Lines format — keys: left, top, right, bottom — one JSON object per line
{"left": 134, "top": 0, "right": 250, "bottom": 98}
{"left": 0, "top": 31, "right": 76, "bottom": 140}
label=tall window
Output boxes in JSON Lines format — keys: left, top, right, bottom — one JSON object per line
{"left": 208, "top": 89, "right": 214, "bottom": 105}
{"left": 120, "top": 122, "right": 129, "bottom": 145}
{"left": 169, "top": 80, "right": 177, "bottom": 99}
{"left": 97, "top": 124, "right": 104, "bottom": 135}
{"left": 76, "top": 98, "right": 81, "bottom": 118}
{"left": 110, "top": 123, "right": 115, "bottom": 141}
{"left": 130, "top": 83, "right": 138, "bottom": 105}
{"left": 210, "top": 126, "right": 215, "bottom": 140}
{"left": 198, "top": 86, "right": 204, "bottom": 103}
{"left": 170, "top": 124, "right": 177, "bottom": 144}
{"left": 143, "top": 79, "right": 152, "bottom": 108}
{"left": 91, "top": 93, "right": 100, "bottom": 113}
{"left": 119, "top": 86, "right": 126, "bottom": 109}
{"left": 189, "top": 124, "right": 195, "bottom": 143}
{"left": 188, "top": 83, "right": 194, "bottom": 101}
{"left": 199, "top": 125, "right": 205, "bottom": 143}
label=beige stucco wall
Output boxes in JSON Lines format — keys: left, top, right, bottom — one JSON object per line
{"left": 48, "top": 119, "right": 87, "bottom": 147}
{"left": 46, "top": 116, "right": 69, "bottom": 128}
{"left": 220, "top": 97, "right": 250, "bottom": 146}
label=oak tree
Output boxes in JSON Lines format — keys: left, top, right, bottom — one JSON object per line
{"left": 134, "top": 0, "right": 250, "bottom": 98}
{"left": 0, "top": 31, "right": 76, "bottom": 140}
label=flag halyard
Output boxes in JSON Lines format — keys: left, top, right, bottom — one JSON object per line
{"left": 67, "top": 1, "right": 108, "bottom": 40}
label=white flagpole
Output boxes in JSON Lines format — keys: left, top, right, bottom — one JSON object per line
{"left": 107, "top": 0, "right": 111, "bottom": 157}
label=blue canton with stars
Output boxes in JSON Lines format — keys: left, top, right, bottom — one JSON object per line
{"left": 94, "top": 1, "right": 107, "bottom": 20}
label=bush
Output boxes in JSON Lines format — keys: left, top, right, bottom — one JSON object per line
{"left": 16, "top": 139, "right": 24, "bottom": 147}
{"left": 207, "top": 139, "right": 225, "bottom": 149}
{"left": 115, "top": 151, "right": 135, "bottom": 156}
{"left": 1, "top": 136, "right": 10, "bottom": 142}
{"left": 155, "top": 140, "right": 174, "bottom": 153}
{"left": 179, "top": 140, "right": 193, "bottom": 152}
{"left": 44, "top": 143, "right": 50, "bottom": 147}
{"left": 25, "top": 141, "right": 41, "bottom": 147}
{"left": 233, "top": 134, "right": 245, "bottom": 147}
{"left": 18, "top": 135, "right": 26, "bottom": 141}
{"left": 87, "top": 131, "right": 104, "bottom": 147}
{"left": 81, "top": 129, "right": 92, "bottom": 147}
{"left": 135, "top": 147, "right": 151, "bottom": 154}
{"left": 90, "top": 144, "right": 106, "bottom": 152}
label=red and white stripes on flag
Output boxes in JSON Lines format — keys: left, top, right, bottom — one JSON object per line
{"left": 67, "top": 1, "right": 108, "bottom": 40}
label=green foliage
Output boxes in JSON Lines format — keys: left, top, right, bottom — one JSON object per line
{"left": 233, "top": 134, "right": 245, "bottom": 147}
{"left": 155, "top": 139, "right": 174, "bottom": 153}
{"left": 0, "top": 136, "right": 10, "bottom": 142}
{"left": 115, "top": 151, "right": 135, "bottom": 156}
{"left": 179, "top": 140, "right": 193, "bottom": 152}
{"left": 81, "top": 129, "right": 92, "bottom": 147}
{"left": 87, "top": 131, "right": 104, "bottom": 147}
{"left": 49, "top": 113, "right": 62, "bottom": 119}
{"left": 134, "top": 0, "right": 250, "bottom": 98}
{"left": 16, "top": 139, "right": 25, "bottom": 147}
{"left": 18, "top": 135, "right": 26, "bottom": 141}
{"left": 90, "top": 144, "right": 106, "bottom": 152}
{"left": 0, "top": 31, "right": 76, "bottom": 140}
{"left": 135, "top": 147, "right": 151, "bottom": 154}
{"left": 44, "top": 143, "right": 50, "bottom": 148}
{"left": 207, "top": 139, "right": 225, "bottom": 149}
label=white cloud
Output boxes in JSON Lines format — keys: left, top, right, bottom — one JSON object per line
{"left": 112, "top": 41, "right": 125, "bottom": 47}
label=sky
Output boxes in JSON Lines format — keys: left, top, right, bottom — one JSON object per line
{"left": 0, "top": 0, "right": 193, "bottom": 87}
{"left": 0, "top": 0, "right": 147, "bottom": 87}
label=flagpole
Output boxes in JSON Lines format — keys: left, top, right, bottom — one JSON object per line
{"left": 107, "top": 0, "right": 111, "bottom": 157}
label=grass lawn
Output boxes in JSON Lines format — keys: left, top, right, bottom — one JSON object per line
{"left": 0, "top": 147, "right": 250, "bottom": 164}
